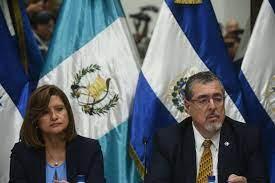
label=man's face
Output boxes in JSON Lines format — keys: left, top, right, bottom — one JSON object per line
{"left": 36, "top": 19, "right": 54, "bottom": 42}
{"left": 224, "top": 37, "right": 239, "bottom": 60}
{"left": 185, "top": 80, "right": 225, "bottom": 138}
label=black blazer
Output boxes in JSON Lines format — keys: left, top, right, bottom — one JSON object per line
{"left": 9, "top": 135, "right": 105, "bottom": 183}
{"left": 146, "top": 116, "right": 268, "bottom": 183}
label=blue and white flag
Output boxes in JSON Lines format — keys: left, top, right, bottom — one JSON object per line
{"left": 38, "top": 1, "right": 141, "bottom": 182}
{"left": 240, "top": 0, "right": 275, "bottom": 181}
{"left": 130, "top": 0, "right": 247, "bottom": 177}
{"left": 0, "top": 0, "right": 43, "bottom": 182}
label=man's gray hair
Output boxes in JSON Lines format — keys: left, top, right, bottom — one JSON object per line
{"left": 184, "top": 71, "right": 225, "bottom": 100}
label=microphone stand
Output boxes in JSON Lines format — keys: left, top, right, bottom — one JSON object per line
{"left": 143, "top": 137, "right": 148, "bottom": 177}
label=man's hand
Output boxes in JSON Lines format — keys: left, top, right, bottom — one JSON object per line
{"left": 227, "top": 174, "right": 247, "bottom": 183}
{"left": 26, "top": 1, "right": 44, "bottom": 15}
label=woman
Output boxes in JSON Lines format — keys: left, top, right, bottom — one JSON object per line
{"left": 9, "top": 85, "right": 105, "bottom": 183}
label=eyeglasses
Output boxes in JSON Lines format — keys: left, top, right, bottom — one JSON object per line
{"left": 189, "top": 95, "right": 225, "bottom": 108}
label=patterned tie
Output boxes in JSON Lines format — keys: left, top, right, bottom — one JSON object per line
{"left": 197, "top": 139, "right": 213, "bottom": 183}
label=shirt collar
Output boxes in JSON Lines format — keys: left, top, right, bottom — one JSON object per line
{"left": 192, "top": 122, "right": 220, "bottom": 151}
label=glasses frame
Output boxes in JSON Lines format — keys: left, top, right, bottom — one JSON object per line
{"left": 189, "top": 94, "right": 225, "bottom": 109}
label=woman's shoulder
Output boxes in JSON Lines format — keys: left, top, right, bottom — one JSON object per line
{"left": 73, "top": 135, "right": 99, "bottom": 144}
{"left": 69, "top": 135, "right": 101, "bottom": 151}
{"left": 11, "top": 141, "right": 32, "bottom": 153}
{"left": 11, "top": 141, "right": 41, "bottom": 161}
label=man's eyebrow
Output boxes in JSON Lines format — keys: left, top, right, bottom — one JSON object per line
{"left": 212, "top": 93, "right": 224, "bottom": 97}
{"left": 196, "top": 94, "right": 209, "bottom": 99}
{"left": 196, "top": 93, "right": 223, "bottom": 99}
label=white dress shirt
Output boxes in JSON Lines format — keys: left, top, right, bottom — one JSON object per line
{"left": 192, "top": 122, "right": 220, "bottom": 183}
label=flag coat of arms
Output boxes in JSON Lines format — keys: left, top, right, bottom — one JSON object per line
{"left": 0, "top": 0, "right": 43, "bottom": 182}
{"left": 38, "top": 0, "right": 141, "bottom": 182}
{"left": 130, "top": 0, "right": 247, "bottom": 177}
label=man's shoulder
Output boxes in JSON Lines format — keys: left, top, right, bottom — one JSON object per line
{"left": 156, "top": 117, "right": 192, "bottom": 141}
{"left": 225, "top": 116, "right": 257, "bottom": 129}
{"left": 224, "top": 116, "right": 261, "bottom": 137}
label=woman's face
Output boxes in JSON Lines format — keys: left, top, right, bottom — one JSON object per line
{"left": 37, "top": 95, "right": 69, "bottom": 137}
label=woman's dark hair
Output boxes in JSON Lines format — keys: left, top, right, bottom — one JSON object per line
{"left": 20, "top": 85, "right": 77, "bottom": 148}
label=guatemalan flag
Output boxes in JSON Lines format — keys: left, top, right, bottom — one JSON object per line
{"left": 130, "top": 0, "right": 248, "bottom": 178}
{"left": 0, "top": 0, "right": 43, "bottom": 182}
{"left": 239, "top": 0, "right": 275, "bottom": 181}
{"left": 38, "top": 0, "right": 141, "bottom": 182}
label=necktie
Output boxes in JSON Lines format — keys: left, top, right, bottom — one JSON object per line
{"left": 197, "top": 139, "right": 213, "bottom": 183}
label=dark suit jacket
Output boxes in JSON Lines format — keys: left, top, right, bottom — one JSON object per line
{"left": 146, "top": 116, "right": 268, "bottom": 183}
{"left": 9, "top": 135, "right": 105, "bottom": 183}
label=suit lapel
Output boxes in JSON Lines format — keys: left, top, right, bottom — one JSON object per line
{"left": 66, "top": 139, "right": 78, "bottom": 182}
{"left": 180, "top": 119, "right": 197, "bottom": 182}
{"left": 218, "top": 119, "right": 235, "bottom": 183}
{"left": 36, "top": 149, "right": 46, "bottom": 183}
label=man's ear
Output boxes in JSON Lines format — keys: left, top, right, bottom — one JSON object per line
{"left": 184, "top": 99, "right": 190, "bottom": 114}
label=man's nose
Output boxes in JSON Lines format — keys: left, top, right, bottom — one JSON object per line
{"left": 208, "top": 98, "right": 217, "bottom": 109}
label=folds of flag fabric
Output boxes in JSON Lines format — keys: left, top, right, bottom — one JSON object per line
{"left": 239, "top": 0, "right": 275, "bottom": 181}
{"left": 0, "top": 0, "right": 43, "bottom": 182}
{"left": 130, "top": 0, "right": 247, "bottom": 177}
{"left": 38, "top": 0, "right": 141, "bottom": 182}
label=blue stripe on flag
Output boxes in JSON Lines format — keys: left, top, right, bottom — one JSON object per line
{"left": 166, "top": 0, "right": 247, "bottom": 119}
{"left": 239, "top": 0, "right": 275, "bottom": 180}
{"left": 40, "top": 0, "right": 125, "bottom": 77}
{"left": 130, "top": 73, "right": 176, "bottom": 168}
{"left": 99, "top": 122, "right": 141, "bottom": 183}
{"left": 239, "top": 72, "right": 275, "bottom": 165}
{"left": 0, "top": 1, "right": 43, "bottom": 116}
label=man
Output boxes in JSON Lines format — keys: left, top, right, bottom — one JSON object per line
{"left": 31, "top": 10, "right": 55, "bottom": 58}
{"left": 146, "top": 71, "right": 267, "bottom": 183}
{"left": 223, "top": 33, "right": 240, "bottom": 61}
{"left": 225, "top": 18, "right": 240, "bottom": 35}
